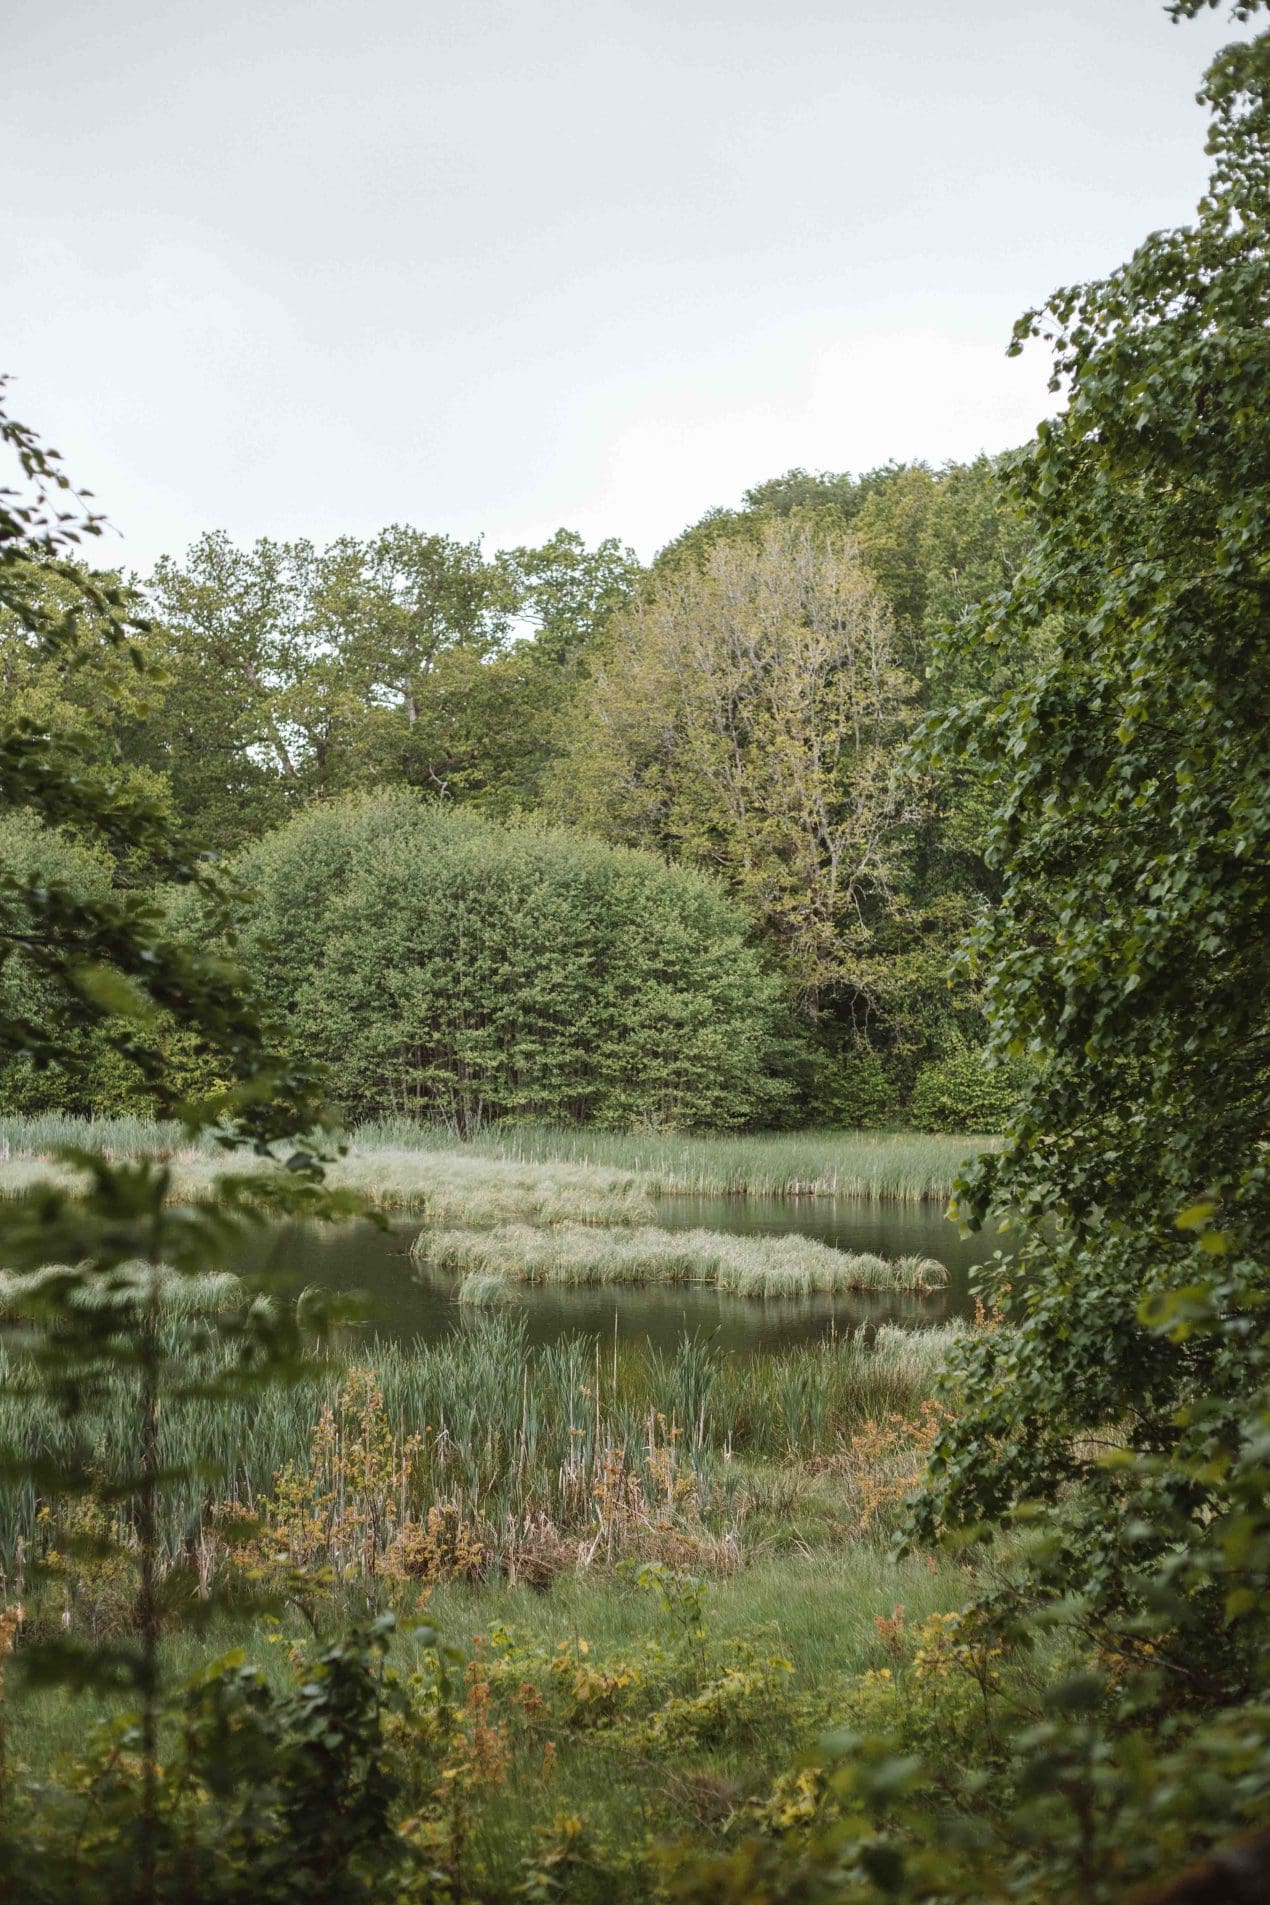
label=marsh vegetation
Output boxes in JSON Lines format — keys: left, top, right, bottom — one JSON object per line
{"left": 423, "top": 1222, "right": 947, "bottom": 1300}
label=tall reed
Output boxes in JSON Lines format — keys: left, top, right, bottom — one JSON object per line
{"left": 359, "top": 1119, "right": 988, "bottom": 1201}
{"left": 0, "top": 1311, "right": 961, "bottom": 1577}
{"left": 0, "top": 1115, "right": 990, "bottom": 1204}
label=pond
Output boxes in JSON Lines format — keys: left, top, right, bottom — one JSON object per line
{"left": 235, "top": 1196, "right": 1013, "bottom": 1355}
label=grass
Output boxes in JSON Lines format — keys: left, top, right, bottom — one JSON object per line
{"left": 0, "top": 1115, "right": 990, "bottom": 1203}
{"left": 8, "top": 1539, "right": 974, "bottom": 1784}
{"left": 0, "top": 1310, "right": 962, "bottom": 1576}
{"left": 380, "top": 1119, "right": 991, "bottom": 1200}
{"left": 0, "top": 1132, "right": 657, "bottom": 1226}
{"left": 319, "top": 1147, "right": 657, "bottom": 1223}
{"left": 419, "top": 1221, "right": 948, "bottom": 1298}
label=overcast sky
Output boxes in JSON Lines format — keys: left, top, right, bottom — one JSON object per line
{"left": 4, "top": 0, "right": 1248, "bottom": 573}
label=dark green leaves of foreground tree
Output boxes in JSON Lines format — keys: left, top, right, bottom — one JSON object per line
{"left": 914, "top": 0, "right": 1270, "bottom": 1642}
{"left": 898, "top": 4, "right": 1270, "bottom": 1886}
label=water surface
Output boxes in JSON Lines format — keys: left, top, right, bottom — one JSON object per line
{"left": 235, "top": 1196, "right": 1013, "bottom": 1355}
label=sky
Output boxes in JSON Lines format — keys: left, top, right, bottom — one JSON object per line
{"left": 3, "top": 0, "right": 1250, "bottom": 573}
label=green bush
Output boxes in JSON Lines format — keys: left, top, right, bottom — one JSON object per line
{"left": 806, "top": 1039, "right": 899, "bottom": 1129}
{"left": 229, "top": 792, "right": 800, "bottom": 1130}
{"left": 0, "top": 810, "right": 114, "bottom": 1114}
{"left": 908, "top": 1043, "right": 1023, "bottom": 1134}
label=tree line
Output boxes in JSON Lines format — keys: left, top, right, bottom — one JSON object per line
{"left": 0, "top": 454, "right": 1033, "bottom": 1126}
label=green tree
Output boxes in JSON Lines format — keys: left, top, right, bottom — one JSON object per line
{"left": 912, "top": 0, "right": 1270, "bottom": 1701}
{"left": 497, "top": 526, "right": 641, "bottom": 671}
{"left": 143, "top": 532, "right": 318, "bottom": 847}
{"left": 225, "top": 791, "right": 798, "bottom": 1131}
{"left": 551, "top": 520, "right": 917, "bottom": 1024}
{"left": 0, "top": 561, "right": 175, "bottom": 859}
{"left": 0, "top": 381, "right": 348, "bottom": 1898}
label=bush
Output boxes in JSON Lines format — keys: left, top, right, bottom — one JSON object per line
{"left": 807, "top": 1039, "right": 899, "bottom": 1129}
{"left": 908, "top": 1043, "right": 1023, "bottom": 1134}
{"left": 0, "top": 810, "right": 115, "bottom": 1114}
{"left": 230, "top": 793, "right": 799, "bottom": 1130}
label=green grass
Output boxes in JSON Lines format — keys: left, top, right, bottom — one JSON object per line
{"left": 420, "top": 1221, "right": 948, "bottom": 1298}
{"left": 7, "top": 1539, "right": 973, "bottom": 1774}
{"left": 0, "top": 1311, "right": 961, "bottom": 1573}
{"left": 0, "top": 1116, "right": 990, "bottom": 1203}
{"left": 362, "top": 1119, "right": 988, "bottom": 1199}
{"left": 0, "top": 1136, "right": 658, "bottom": 1225}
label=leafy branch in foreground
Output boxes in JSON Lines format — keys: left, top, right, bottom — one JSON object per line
{"left": 0, "top": 382, "right": 366, "bottom": 1900}
{"left": 666, "top": 6, "right": 1270, "bottom": 1897}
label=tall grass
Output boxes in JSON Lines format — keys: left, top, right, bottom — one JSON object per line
{"left": 359, "top": 1119, "right": 988, "bottom": 1201}
{"left": 0, "top": 1112, "right": 201, "bottom": 1157}
{"left": 0, "top": 1132, "right": 657, "bottom": 1225}
{"left": 419, "top": 1222, "right": 948, "bottom": 1297}
{"left": 0, "top": 1115, "right": 990, "bottom": 1203}
{"left": 0, "top": 1311, "right": 961, "bottom": 1576}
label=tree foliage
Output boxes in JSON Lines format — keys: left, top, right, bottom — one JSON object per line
{"left": 909, "top": 0, "right": 1270, "bottom": 1714}
{"left": 551, "top": 521, "right": 917, "bottom": 1021}
{"left": 0, "top": 385, "right": 358, "bottom": 1899}
{"left": 226, "top": 791, "right": 798, "bottom": 1131}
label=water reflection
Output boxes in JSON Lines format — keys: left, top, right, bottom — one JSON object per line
{"left": 233, "top": 1197, "right": 1015, "bottom": 1355}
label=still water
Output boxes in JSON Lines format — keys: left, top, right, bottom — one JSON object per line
{"left": 235, "top": 1197, "right": 1013, "bottom": 1356}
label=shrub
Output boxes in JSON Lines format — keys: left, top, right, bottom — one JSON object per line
{"left": 908, "top": 1043, "right": 1023, "bottom": 1134}
{"left": 230, "top": 793, "right": 800, "bottom": 1130}
{"left": 807, "top": 1039, "right": 900, "bottom": 1130}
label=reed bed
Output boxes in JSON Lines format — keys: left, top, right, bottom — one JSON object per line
{"left": 322, "top": 1149, "right": 657, "bottom": 1224}
{"left": 0, "top": 1136, "right": 656, "bottom": 1226}
{"left": 358, "top": 1119, "right": 988, "bottom": 1201}
{"left": 0, "top": 1313, "right": 962, "bottom": 1577}
{"left": 419, "top": 1222, "right": 947, "bottom": 1297}
{"left": 0, "top": 1112, "right": 202, "bottom": 1157}
{"left": 0, "top": 1115, "right": 989, "bottom": 1205}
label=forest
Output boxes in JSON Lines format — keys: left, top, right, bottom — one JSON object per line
{"left": 0, "top": 2, "right": 1266, "bottom": 1901}
{"left": 1, "top": 453, "right": 1028, "bottom": 1133}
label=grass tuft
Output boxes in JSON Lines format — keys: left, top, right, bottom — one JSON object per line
{"left": 420, "top": 1221, "right": 947, "bottom": 1297}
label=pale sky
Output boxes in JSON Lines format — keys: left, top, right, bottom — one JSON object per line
{"left": 4, "top": 0, "right": 1248, "bottom": 573}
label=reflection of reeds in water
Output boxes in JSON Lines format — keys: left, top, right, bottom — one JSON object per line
{"left": 417, "top": 1222, "right": 948, "bottom": 1297}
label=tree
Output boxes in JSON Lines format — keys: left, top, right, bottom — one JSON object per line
{"left": 911, "top": 0, "right": 1270, "bottom": 1706}
{"left": 551, "top": 521, "right": 917, "bottom": 1024}
{"left": 144, "top": 532, "right": 319, "bottom": 847}
{"left": 0, "top": 381, "right": 346, "bottom": 1899}
{"left": 222, "top": 790, "right": 798, "bottom": 1132}
{"left": 496, "top": 526, "right": 641, "bottom": 672}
